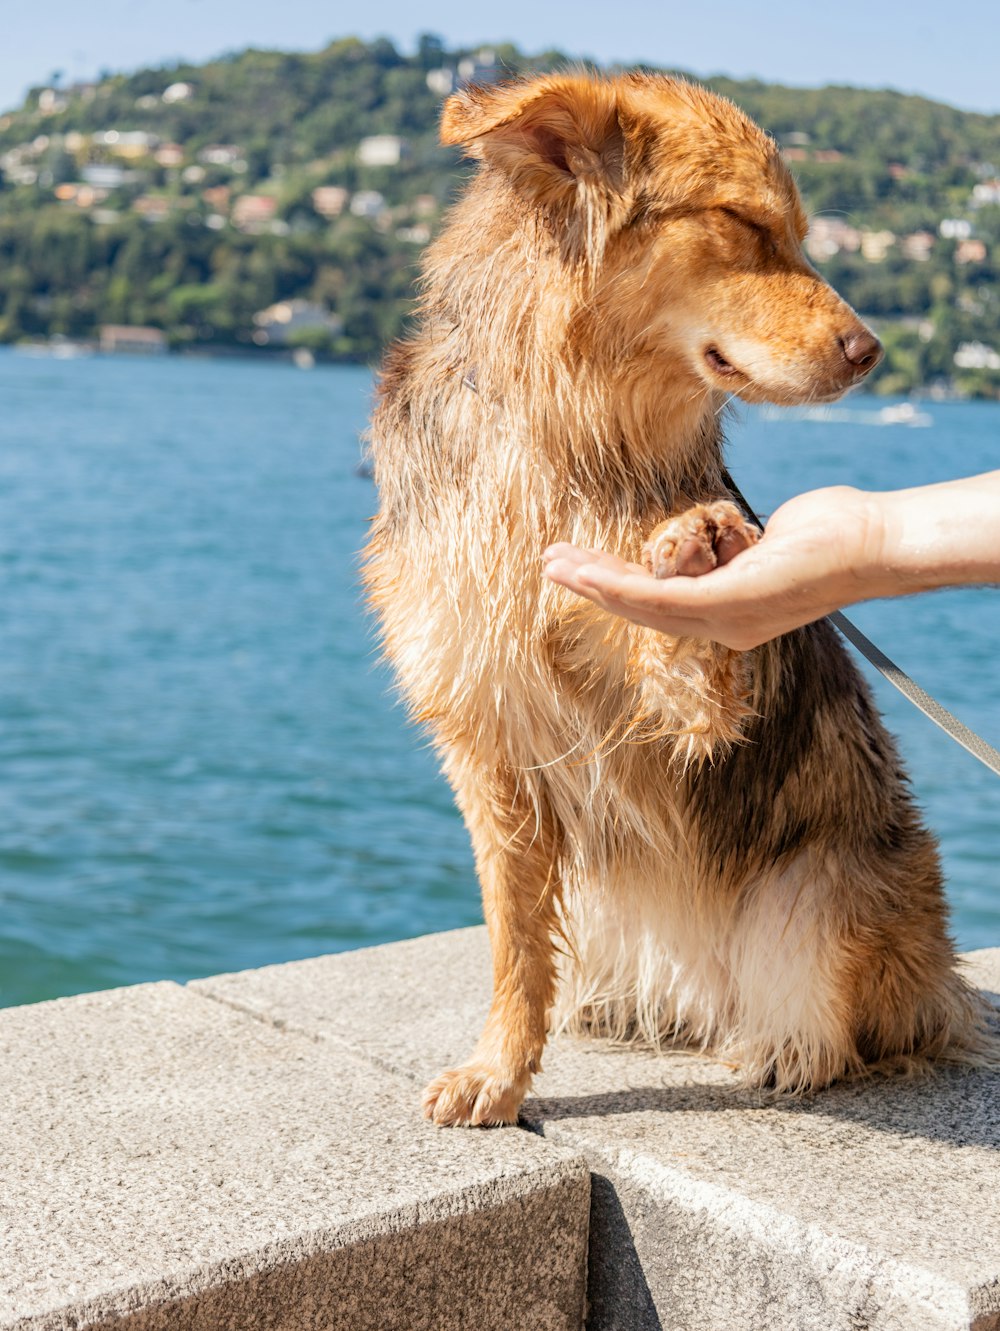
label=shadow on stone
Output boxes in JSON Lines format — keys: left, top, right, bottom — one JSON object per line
{"left": 525, "top": 1056, "right": 1000, "bottom": 1152}
{"left": 584, "top": 1173, "right": 663, "bottom": 1331}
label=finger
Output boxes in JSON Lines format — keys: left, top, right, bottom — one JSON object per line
{"left": 543, "top": 557, "right": 607, "bottom": 594}
{"left": 579, "top": 550, "right": 647, "bottom": 577}
{"left": 543, "top": 543, "right": 638, "bottom": 572}
{"left": 573, "top": 565, "right": 711, "bottom": 624}
{"left": 543, "top": 542, "right": 585, "bottom": 563}
{"left": 544, "top": 558, "right": 629, "bottom": 605}
{"left": 544, "top": 548, "right": 646, "bottom": 578}
{"left": 541, "top": 544, "right": 602, "bottom": 571}
{"left": 548, "top": 562, "right": 762, "bottom": 645}
{"left": 576, "top": 562, "right": 705, "bottom": 607}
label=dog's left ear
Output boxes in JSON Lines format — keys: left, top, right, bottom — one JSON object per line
{"left": 441, "top": 76, "right": 635, "bottom": 261}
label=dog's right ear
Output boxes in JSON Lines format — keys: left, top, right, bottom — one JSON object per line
{"left": 441, "top": 76, "right": 634, "bottom": 261}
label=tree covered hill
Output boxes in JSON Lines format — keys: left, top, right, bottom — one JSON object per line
{"left": 1, "top": 36, "right": 999, "bottom": 394}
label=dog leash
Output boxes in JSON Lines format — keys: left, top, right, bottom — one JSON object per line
{"left": 721, "top": 469, "right": 1000, "bottom": 778}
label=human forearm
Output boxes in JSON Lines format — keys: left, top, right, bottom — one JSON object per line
{"left": 873, "top": 471, "right": 1000, "bottom": 594}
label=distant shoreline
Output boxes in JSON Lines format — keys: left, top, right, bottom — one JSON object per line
{"left": 4, "top": 338, "right": 989, "bottom": 401}
{"left": 9, "top": 337, "right": 357, "bottom": 369}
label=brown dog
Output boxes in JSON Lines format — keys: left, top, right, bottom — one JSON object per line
{"left": 366, "top": 71, "right": 992, "bottom": 1127}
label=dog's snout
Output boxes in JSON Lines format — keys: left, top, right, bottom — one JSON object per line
{"left": 840, "top": 329, "right": 883, "bottom": 374}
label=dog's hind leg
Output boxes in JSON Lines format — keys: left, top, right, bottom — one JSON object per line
{"left": 727, "top": 845, "right": 990, "bottom": 1092}
{"left": 725, "top": 855, "right": 864, "bottom": 1092}
{"left": 423, "top": 763, "right": 562, "bottom": 1127}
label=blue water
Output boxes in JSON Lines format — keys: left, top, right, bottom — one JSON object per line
{"left": 0, "top": 349, "right": 997, "bottom": 1009}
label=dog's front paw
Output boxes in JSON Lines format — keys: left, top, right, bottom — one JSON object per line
{"left": 642, "top": 501, "right": 759, "bottom": 579}
{"left": 422, "top": 1062, "right": 528, "bottom": 1127}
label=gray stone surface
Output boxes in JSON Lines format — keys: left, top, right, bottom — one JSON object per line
{"left": 196, "top": 931, "right": 1000, "bottom": 1331}
{"left": 962, "top": 948, "right": 1000, "bottom": 1001}
{"left": 0, "top": 980, "right": 589, "bottom": 1331}
{"left": 192, "top": 927, "right": 494, "bottom": 1081}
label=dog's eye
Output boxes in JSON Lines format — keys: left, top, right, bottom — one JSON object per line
{"left": 717, "top": 207, "right": 777, "bottom": 252}
{"left": 718, "top": 207, "right": 765, "bottom": 237}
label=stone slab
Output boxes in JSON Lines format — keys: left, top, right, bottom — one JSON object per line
{"left": 192, "top": 927, "right": 493, "bottom": 1081}
{"left": 0, "top": 980, "right": 589, "bottom": 1331}
{"left": 195, "top": 932, "right": 1000, "bottom": 1331}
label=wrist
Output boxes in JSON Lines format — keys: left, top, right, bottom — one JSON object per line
{"left": 824, "top": 488, "right": 905, "bottom": 604}
{"left": 858, "top": 489, "right": 920, "bottom": 598}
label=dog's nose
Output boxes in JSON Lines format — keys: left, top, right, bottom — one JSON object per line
{"left": 840, "top": 329, "right": 882, "bottom": 373}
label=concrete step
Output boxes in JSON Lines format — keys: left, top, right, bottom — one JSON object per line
{"left": 194, "top": 930, "right": 1000, "bottom": 1331}
{"left": 0, "top": 977, "right": 588, "bottom": 1330}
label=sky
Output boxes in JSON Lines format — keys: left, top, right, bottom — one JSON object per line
{"left": 2, "top": 0, "right": 999, "bottom": 117}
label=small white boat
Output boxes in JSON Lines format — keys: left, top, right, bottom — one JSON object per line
{"left": 15, "top": 338, "right": 95, "bottom": 359}
{"left": 762, "top": 401, "right": 933, "bottom": 428}
{"left": 876, "top": 402, "right": 932, "bottom": 427}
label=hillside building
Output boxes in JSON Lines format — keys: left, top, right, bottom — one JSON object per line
{"left": 358, "top": 136, "right": 407, "bottom": 167}
{"left": 312, "top": 186, "right": 349, "bottom": 219}
{"left": 99, "top": 326, "right": 168, "bottom": 355}
{"left": 252, "top": 300, "right": 343, "bottom": 345}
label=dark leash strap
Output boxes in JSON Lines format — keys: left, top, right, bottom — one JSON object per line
{"left": 721, "top": 469, "right": 1000, "bottom": 778}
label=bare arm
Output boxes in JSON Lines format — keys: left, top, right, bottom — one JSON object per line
{"left": 542, "top": 472, "right": 1000, "bottom": 650}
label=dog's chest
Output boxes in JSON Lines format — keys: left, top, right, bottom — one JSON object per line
{"left": 374, "top": 410, "right": 740, "bottom": 772}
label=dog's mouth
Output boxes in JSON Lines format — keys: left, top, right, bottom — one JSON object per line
{"left": 704, "top": 346, "right": 742, "bottom": 379}
{"left": 700, "top": 343, "right": 854, "bottom": 406}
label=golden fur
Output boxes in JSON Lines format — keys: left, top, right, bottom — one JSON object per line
{"left": 365, "top": 71, "right": 993, "bottom": 1127}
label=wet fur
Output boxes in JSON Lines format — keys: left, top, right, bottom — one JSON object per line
{"left": 365, "top": 71, "right": 993, "bottom": 1126}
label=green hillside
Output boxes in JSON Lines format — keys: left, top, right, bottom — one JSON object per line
{"left": 1, "top": 36, "right": 999, "bottom": 394}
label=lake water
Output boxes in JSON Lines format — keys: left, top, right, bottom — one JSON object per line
{"left": 1, "top": 348, "right": 998, "bottom": 1009}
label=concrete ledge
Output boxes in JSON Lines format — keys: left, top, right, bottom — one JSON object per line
{"left": 195, "top": 931, "right": 1000, "bottom": 1331}
{"left": 0, "top": 979, "right": 588, "bottom": 1330}
{"left": 3, "top": 933, "right": 998, "bottom": 1330}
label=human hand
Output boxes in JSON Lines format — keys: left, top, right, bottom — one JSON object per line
{"left": 542, "top": 486, "right": 888, "bottom": 650}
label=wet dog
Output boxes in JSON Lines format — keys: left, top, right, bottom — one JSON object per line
{"left": 366, "top": 71, "right": 991, "bottom": 1126}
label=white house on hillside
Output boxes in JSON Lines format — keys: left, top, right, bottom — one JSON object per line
{"left": 252, "top": 300, "right": 343, "bottom": 345}
{"left": 358, "top": 135, "right": 406, "bottom": 167}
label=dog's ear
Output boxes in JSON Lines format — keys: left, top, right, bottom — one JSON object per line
{"left": 441, "top": 76, "right": 634, "bottom": 261}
